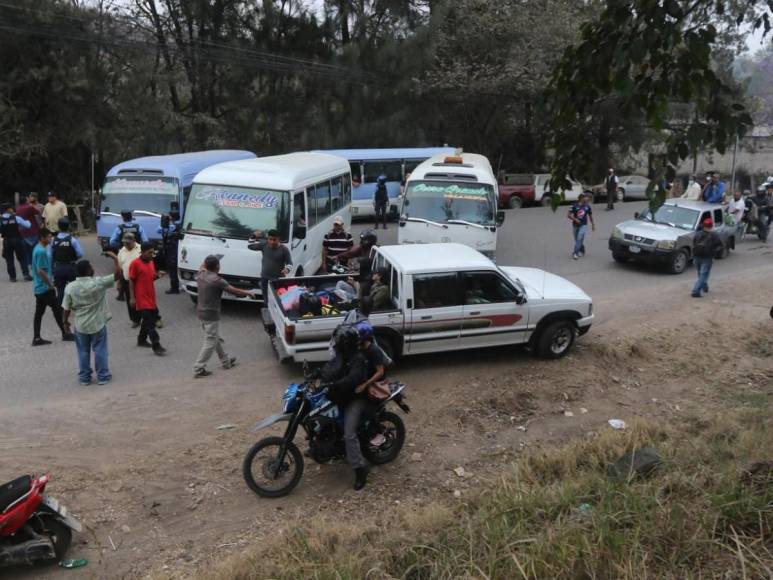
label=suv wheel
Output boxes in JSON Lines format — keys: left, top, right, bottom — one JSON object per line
{"left": 540, "top": 194, "right": 553, "bottom": 207}
{"left": 668, "top": 249, "right": 689, "bottom": 274}
{"left": 536, "top": 320, "right": 576, "bottom": 359}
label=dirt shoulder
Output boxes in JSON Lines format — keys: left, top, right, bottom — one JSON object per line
{"left": 3, "top": 266, "right": 773, "bottom": 579}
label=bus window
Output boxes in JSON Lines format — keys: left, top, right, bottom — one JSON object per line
{"left": 404, "top": 159, "right": 424, "bottom": 176}
{"left": 331, "top": 177, "right": 343, "bottom": 212}
{"left": 315, "top": 180, "right": 332, "bottom": 223}
{"left": 364, "top": 161, "right": 402, "bottom": 184}
{"left": 294, "top": 191, "right": 307, "bottom": 234}
{"left": 350, "top": 162, "right": 362, "bottom": 186}
{"left": 343, "top": 175, "right": 352, "bottom": 205}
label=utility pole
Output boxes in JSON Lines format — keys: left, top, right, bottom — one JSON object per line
{"left": 730, "top": 134, "right": 739, "bottom": 192}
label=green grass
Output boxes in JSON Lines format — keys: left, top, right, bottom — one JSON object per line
{"left": 188, "top": 410, "right": 773, "bottom": 580}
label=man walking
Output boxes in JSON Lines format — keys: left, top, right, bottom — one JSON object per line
{"left": 31, "top": 229, "right": 74, "bottom": 345}
{"left": 248, "top": 229, "right": 292, "bottom": 302}
{"left": 605, "top": 168, "right": 619, "bottom": 210}
{"left": 50, "top": 218, "right": 83, "bottom": 305}
{"left": 322, "top": 215, "right": 353, "bottom": 272}
{"left": 16, "top": 194, "right": 41, "bottom": 269}
{"left": 129, "top": 242, "right": 166, "bottom": 355}
{"left": 41, "top": 192, "right": 68, "bottom": 233}
{"left": 691, "top": 218, "right": 723, "bottom": 298}
{"left": 62, "top": 254, "right": 122, "bottom": 386}
{"left": 193, "top": 255, "right": 255, "bottom": 378}
{"left": 117, "top": 233, "right": 141, "bottom": 327}
{"left": 373, "top": 175, "right": 389, "bottom": 229}
{"left": 567, "top": 193, "right": 595, "bottom": 259}
{"left": 1, "top": 203, "right": 32, "bottom": 282}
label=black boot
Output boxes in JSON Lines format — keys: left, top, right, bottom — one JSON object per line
{"left": 354, "top": 466, "right": 369, "bottom": 491}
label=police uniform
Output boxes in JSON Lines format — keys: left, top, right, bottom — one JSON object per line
{"left": 1, "top": 211, "right": 31, "bottom": 281}
{"left": 51, "top": 231, "right": 80, "bottom": 305}
{"left": 158, "top": 215, "right": 180, "bottom": 293}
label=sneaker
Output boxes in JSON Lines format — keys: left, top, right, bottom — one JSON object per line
{"left": 222, "top": 357, "right": 237, "bottom": 369}
{"left": 691, "top": 293, "right": 702, "bottom": 298}
{"left": 79, "top": 380, "right": 92, "bottom": 386}
{"left": 194, "top": 368, "right": 213, "bottom": 379}
{"left": 32, "top": 338, "right": 52, "bottom": 346}
{"left": 152, "top": 345, "right": 167, "bottom": 356}
{"left": 97, "top": 378, "right": 111, "bottom": 386}
{"left": 155, "top": 319, "right": 164, "bottom": 329}
{"left": 572, "top": 253, "right": 579, "bottom": 260}
{"left": 165, "top": 288, "right": 180, "bottom": 295}
{"left": 62, "top": 333, "right": 75, "bottom": 342}
{"left": 137, "top": 340, "right": 152, "bottom": 348}
{"left": 22, "top": 274, "right": 32, "bottom": 281}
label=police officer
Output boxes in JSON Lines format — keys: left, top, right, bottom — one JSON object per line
{"left": 1, "top": 203, "right": 32, "bottom": 281}
{"left": 50, "top": 218, "right": 83, "bottom": 305}
{"left": 157, "top": 201, "right": 181, "bottom": 294}
{"left": 108, "top": 210, "right": 149, "bottom": 251}
{"left": 373, "top": 175, "right": 389, "bottom": 230}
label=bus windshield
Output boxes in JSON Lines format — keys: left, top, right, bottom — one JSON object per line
{"left": 403, "top": 181, "right": 496, "bottom": 225}
{"left": 102, "top": 176, "right": 179, "bottom": 214}
{"left": 184, "top": 184, "right": 290, "bottom": 240}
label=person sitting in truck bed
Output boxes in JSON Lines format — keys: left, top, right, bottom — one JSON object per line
{"left": 369, "top": 268, "right": 391, "bottom": 311}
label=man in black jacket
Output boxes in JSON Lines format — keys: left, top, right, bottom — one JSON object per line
{"left": 691, "top": 218, "right": 723, "bottom": 298}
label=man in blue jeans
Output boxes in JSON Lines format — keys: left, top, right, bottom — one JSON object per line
{"left": 62, "top": 253, "right": 122, "bottom": 386}
{"left": 567, "top": 193, "right": 595, "bottom": 259}
{"left": 691, "top": 218, "right": 723, "bottom": 298}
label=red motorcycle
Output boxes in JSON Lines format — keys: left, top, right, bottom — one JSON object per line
{"left": 0, "top": 474, "right": 81, "bottom": 567}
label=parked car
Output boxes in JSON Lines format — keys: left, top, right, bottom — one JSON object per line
{"left": 263, "top": 243, "right": 593, "bottom": 363}
{"left": 588, "top": 174, "right": 650, "bottom": 203}
{"left": 497, "top": 173, "right": 535, "bottom": 209}
{"left": 608, "top": 200, "right": 735, "bottom": 274}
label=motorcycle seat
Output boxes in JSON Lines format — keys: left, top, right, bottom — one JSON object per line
{"left": 0, "top": 475, "right": 32, "bottom": 513}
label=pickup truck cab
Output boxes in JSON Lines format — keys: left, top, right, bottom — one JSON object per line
{"left": 609, "top": 199, "right": 735, "bottom": 274}
{"left": 265, "top": 243, "right": 593, "bottom": 364}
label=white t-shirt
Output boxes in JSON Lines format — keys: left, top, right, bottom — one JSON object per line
{"left": 727, "top": 198, "right": 745, "bottom": 225}
{"left": 117, "top": 245, "right": 141, "bottom": 279}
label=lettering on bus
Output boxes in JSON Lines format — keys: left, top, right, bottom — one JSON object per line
{"left": 411, "top": 183, "right": 489, "bottom": 201}
{"left": 104, "top": 178, "right": 177, "bottom": 195}
{"left": 194, "top": 187, "right": 278, "bottom": 209}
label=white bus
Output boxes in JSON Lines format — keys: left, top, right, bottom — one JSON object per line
{"left": 399, "top": 152, "right": 504, "bottom": 259}
{"left": 177, "top": 153, "right": 352, "bottom": 301}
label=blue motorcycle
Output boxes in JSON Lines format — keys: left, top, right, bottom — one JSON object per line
{"left": 243, "top": 373, "right": 409, "bottom": 498}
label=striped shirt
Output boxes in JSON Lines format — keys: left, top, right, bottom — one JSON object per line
{"left": 323, "top": 230, "right": 354, "bottom": 259}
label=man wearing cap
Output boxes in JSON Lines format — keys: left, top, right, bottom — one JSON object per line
{"left": 117, "top": 232, "right": 141, "bottom": 326}
{"left": 691, "top": 218, "right": 723, "bottom": 298}
{"left": 50, "top": 218, "right": 83, "bottom": 305}
{"left": 322, "top": 216, "right": 353, "bottom": 272}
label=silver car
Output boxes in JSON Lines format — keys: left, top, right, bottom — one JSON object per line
{"left": 608, "top": 200, "right": 735, "bottom": 274}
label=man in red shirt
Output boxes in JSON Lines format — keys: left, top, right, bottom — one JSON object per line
{"left": 15, "top": 194, "right": 41, "bottom": 270}
{"left": 129, "top": 242, "right": 166, "bottom": 355}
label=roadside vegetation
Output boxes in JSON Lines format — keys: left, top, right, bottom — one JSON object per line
{"left": 187, "top": 408, "right": 773, "bottom": 579}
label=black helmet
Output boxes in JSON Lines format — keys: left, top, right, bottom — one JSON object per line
{"left": 334, "top": 327, "right": 360, "bottom": 354}
{"left": 360, "top": 229, "right": 377, "bottom": 246}
{"left": 121, "top": 210, "right": 133, "bottom": 221}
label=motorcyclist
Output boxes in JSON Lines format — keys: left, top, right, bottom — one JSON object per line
{"left": 317, "top": 327, "right": 371, "bottom": 490}
{"left": 748, "top": 187, "right": 770, "bottom": 242}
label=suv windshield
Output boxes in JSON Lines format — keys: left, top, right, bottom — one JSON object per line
{"left": 102, "top": 176, "right": 178, "bottom": 214}
{"left": 403, "top": 181, "right": 495, "bottom": 225}
{"left": 640, "top": 204, "right": 699, "bottom": 230}
{"left": 184, "top": 184, "right": 290, "bottom": 240}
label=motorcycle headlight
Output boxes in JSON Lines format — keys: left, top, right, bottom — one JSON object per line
{"left": 612, "top": 226, "right": 623, "bottom": 239}
{"left": 656, "top": 240, "right": 676, "bottom": 249}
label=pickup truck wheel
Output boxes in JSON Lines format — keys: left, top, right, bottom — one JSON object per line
{"left": 668, "top": 249, "right": 689, "bottom": 275}
{"left": 536, "top": 320, "right": 575, "bottom": 359}
{"left": 612, "top": 252, "right": 628, "bottom": 263}
{"left": 507, "top": 196, "right": 523, "bottom": 210}
{"left": 540, "top": 195, "right": 553, "bottom": 207}
{"left": 716, "top": 242, "right": 729, "bottom": 259}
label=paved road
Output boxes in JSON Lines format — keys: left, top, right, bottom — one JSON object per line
{"left": 1, "top": 201, "right": 770, "bottom": 408}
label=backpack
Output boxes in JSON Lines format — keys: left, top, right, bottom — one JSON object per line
{"left": 693, "top": 232, "right": 713, "bottom": 258}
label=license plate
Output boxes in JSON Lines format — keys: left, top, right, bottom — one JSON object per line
{"left": 628, "top": 245, "right": 641, "bottom": 254}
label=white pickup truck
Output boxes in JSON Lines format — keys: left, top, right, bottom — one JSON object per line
{"left": 264, "top": 243, "right": 593, "bottom": 363}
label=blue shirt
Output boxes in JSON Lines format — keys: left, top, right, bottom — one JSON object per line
{"left": 1, "top": 212, "right": 32, "bottom": 232}
{"left": 703, "top": 181, "right": 725, "bottom": 203}
{"left": 109, "top": 221, "right": 149, "bottom": 246}
{"left": 32, "top": 244, "right": 53, "bottom": 295}
{"left": 156, "top": 221, "right": 180, "bottom": 236}
{"left": 570, "top": 203, "right": 592, "bottom": 226}
{"left": 47, "top": 232, "right": 84, "bottom": 261}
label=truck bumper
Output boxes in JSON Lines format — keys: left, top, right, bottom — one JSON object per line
{"left": 608, "top": 238, "right": 675, "bottom": 264}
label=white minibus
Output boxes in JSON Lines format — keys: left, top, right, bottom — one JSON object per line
{"left": 399, "top": 152, "right": 504, "bottom": 259}
{"left": 177, "top": 152, "right": 352, "bottom": 301}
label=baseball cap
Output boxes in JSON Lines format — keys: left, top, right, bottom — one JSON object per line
{"left": 333, "top": 215, "right": 344, "bottom": 225}
{"left": 703, "top": 218, "right": 713, "bottom": 227}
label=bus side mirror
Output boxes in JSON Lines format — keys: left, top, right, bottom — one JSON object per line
{"left": 496, "top": 210, "right": 505, "bottom": 226}
{"left": 294, "top": 225, "right": 307, "bottom": 240}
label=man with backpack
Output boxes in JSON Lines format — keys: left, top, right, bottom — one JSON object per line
{"left": 373, "top": 175, "right": 389, "bottom": 229}
{"left": 691, "top": 218, "right": 723, "bottom": 298}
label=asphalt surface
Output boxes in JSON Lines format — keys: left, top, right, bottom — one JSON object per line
{"left": 2, "top": 200, "right": 771, "bottom": 408}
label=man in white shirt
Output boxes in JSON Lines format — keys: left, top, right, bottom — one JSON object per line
{"left": 681, "top": 175, "right": 702, "bottom": 201}
{"left": 117, "top": 233, "right": 142, "bottom": 327}
{"left": 41, "top": 192, "right": 68, "bottom": 233}
{"left": 727, "top": 190, "right": 747, "bottom": 238}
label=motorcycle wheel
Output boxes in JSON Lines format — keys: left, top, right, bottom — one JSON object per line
{"left": 242, "top": 436, "right": 304, "bottom": 498}
{"left": 362, "top": 411, "right": 406, "bottom": 465}
{"left": 30, "top": 513, "right": 72, "bottom": 565}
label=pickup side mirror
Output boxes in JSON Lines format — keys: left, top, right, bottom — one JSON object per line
{"left": 293, "top": 225, "right": 307, "bottom": 240}
{"left": 496, "top": 210, "right": 505, "bottom": 226}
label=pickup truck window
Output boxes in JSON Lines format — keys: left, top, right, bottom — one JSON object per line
{"left": 713, "top": 209, "right": 723, "bottom": 225}
{"left": 413, "top": 273, "right": 462, "bottom": 309}
{"left": 461, "top": 272, "right": 519, "bottom": 304}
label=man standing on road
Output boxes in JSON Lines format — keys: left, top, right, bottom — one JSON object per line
{"left": 117, "top": 233, "right": 141, "bottom": 327}
{"left": 62, "top": 254, "right": 122, "bottom": 386}
{"left": 727, "top": 190, "right": 746, "bottom": 238}
{"left": 41, "top": 192, "right": 68, "bottom": 233}
{"left": 248, "top": 228, "right": 292, "bottom": 302}
{"left": 1, "top": 203, "right": 32, "bottom": 282}
{"left": 702, "top": 173, "right": 726, "bottom": 204}
{"left": 31, "top": 229, "right": 74, "bottom": 346}
{"left": 605, "top": 168, "right": 619, "bottom": 210}
{"left": 322, "top": 215, "right": 353, "bottom": 272}
{"left": 129, "top": 242, "right": 166, "bottom": 355}
{"left": 16, "top": 194, "right": 41, "bottom": 270}
{"left": 691, "top": 218, "right": 723, "bottom": 298}
{"left": 50, "top": 218, "right": 83, "bottom": 306}
{"left": 373, "top": 175, "right": 389, "bottom": 229}
{"left": 193, "top": 255, "right": 256, "bottom": 378}
{"left": 567, "top": 193, "right": 595, "bottom": 260}
{"left": 157, "top": 201, "right": 181, "bottom": 294}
